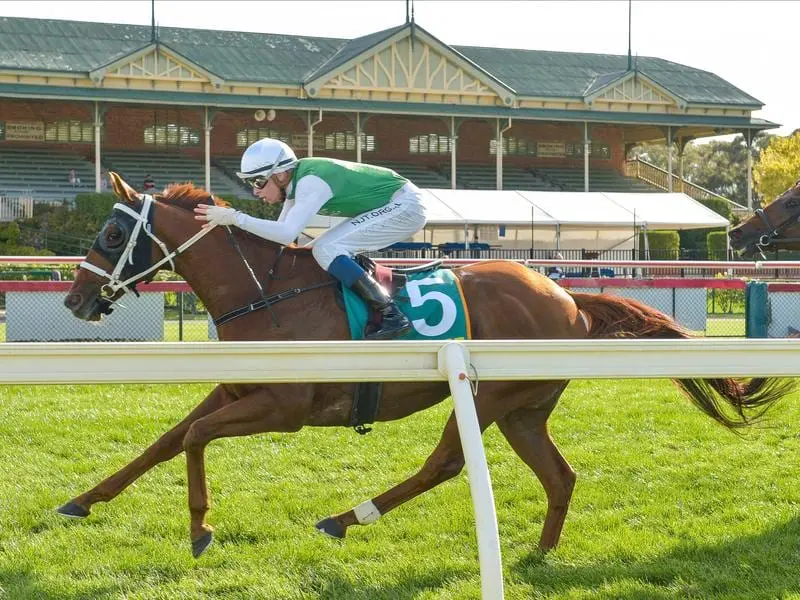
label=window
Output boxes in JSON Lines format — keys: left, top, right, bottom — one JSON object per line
{"left": 322, "top": 131, "right": 376, "bottom": 152}
{"left": 489, "top": 136, "right": 536, "bottom": 156}
{"left": 236, "top": 128, "right": 291, "bottom": 148}
{"left": 144, "top": 124, "right": 200, "bottom": 147}
{"left": 0, "top": 122, "right": 4, "bottom": 141}
{"left": 409, "top": 133, "right": 452, "bottom": 154}
{"left": 42, "top": 120, "right": 94, "bottom": 143}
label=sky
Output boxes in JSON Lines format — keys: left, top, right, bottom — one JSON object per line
{"left": 3, "top": 0, "right": 798, "bottom": 139}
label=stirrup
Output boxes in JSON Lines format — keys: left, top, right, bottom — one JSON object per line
{"left": 365, "top": 311, "right": 411, "bottom": 340}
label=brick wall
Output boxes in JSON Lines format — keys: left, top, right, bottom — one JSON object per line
{"left": 0, "top": 99, "right": 625, "bottom": 172}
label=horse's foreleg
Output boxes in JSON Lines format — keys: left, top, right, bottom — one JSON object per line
{"left": 57, "top": 384, "right": 233, "bottom": 519}
{"left": 182, "top": 384, "right": 313, "bottom": 557}
{"left": 496, "top": 385, "right": 575, "bottom": 552}
{"left": 316, "top": 412, "right": 466, "bottom": 538}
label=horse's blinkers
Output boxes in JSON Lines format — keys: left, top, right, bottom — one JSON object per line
{"left": 89, "top": 199, "right": 156, "bottom": 307}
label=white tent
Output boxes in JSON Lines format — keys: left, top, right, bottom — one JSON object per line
{"left": 304, "top": 189, "right": 729, "bottom": 251}
{"left": 418, "top": 189, "right": 729, "bottom": 251}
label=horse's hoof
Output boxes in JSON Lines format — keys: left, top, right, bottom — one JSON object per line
{"left": 56, "top": 501, "right": 90, "bottom": 519}
{"left": 315, "top": 517, "right": 346, "bottom": 539}
{"left": 191, "top": 532, "right": 213, "bottom": 558}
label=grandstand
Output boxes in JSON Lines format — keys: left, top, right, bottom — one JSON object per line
{"left": 103, "top": 152, "right": 249, "bottom": 199}
{"left": 534, "top": 167, "right": 659, "bottom": 193}
{"left": 0, "top": 147, "right": 96, "bottom": 203}
{"left": 0, "top": 14, "right": 775, "bottom": 249}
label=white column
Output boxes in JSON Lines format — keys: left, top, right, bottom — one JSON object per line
{"left": 355, "top": 112, "right": 362, "bottom": 163}
{"left": 583, "top": 122, "right": 589, "bottom": 192}
{"left": 204, "top": 107, "right": 212, "bottom": 193}
{"left": 496, "top": 118, "right": 503, "bottom": 190}
{"left": 678, "top": 138, "right": 685, "bottom": 193}
{"left": 307, "top": 110, "right": 322, "bottom": 157}
{"left": 451, "top": 116, "right": 457, "bottom": 190}
{"left": 94, "top": 102, "right": 102, "bottom": 193}
{"left": 746, "top": 130, "right": 754, "bottom": 211}
{"left": 666, "top": 126, "right": 673, "bottom": 193}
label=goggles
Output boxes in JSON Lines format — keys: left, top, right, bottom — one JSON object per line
{"left": 244, "top": 175, "right": 270, "bottom": 190}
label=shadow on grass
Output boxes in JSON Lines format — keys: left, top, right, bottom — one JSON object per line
{"left": 298, "top": 566, "right": 474, "bottom": 600}
{"left": 0, "top": 565, "right": 117, "bottom": 600}
{"left": 512, "top": 516, "right": 800, "bottom": 598}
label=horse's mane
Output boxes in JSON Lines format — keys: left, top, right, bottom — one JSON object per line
{"left": 157, "top": 183, "right": 229, "bottom": 212}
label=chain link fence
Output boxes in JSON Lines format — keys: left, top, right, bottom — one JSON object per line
{"left": 1, "top": 259, "right": 799, "bottom": 341}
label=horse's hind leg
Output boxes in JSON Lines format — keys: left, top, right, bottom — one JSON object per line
{"left": 316, "top": 411, "right": 466, "bottom": 539}
{"left": 57, "top": 384, "right": 233, "bottom": 518}
{"left": 496, "top": 383, "right": 575, "bottom": 551}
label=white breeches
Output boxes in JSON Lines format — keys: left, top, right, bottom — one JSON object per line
{"left": 311, "top": 182, "right": 427, "bottom": 269}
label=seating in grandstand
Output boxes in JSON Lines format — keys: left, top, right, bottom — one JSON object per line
{"left": 374, "top": 162, "right": 451, "bottom": 188}
{"left": 534, "top": 167, "right": 659, "bottom": 193}
{"left": 103, "top": 151, "right": 250, "bottom": 199}
{"left": 0, "top": 147, "right": 97, "bottom": 203}
{"left": 444, "top": 164, "right": 559, "bottom": 191}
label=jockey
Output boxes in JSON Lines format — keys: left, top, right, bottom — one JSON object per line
{"left": 194, "top": 137, "right": 427, "bottom": 340}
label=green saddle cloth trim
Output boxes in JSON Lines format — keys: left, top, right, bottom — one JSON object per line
{"left": 343, "top": 268, "right": 470, "bottom": 341}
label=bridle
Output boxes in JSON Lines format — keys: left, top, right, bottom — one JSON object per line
{"left": 752, "top": 193, "right": 800, "bottom": 256}
{"left": 80, "top": 194, "right": 218, "bottom": 308}
{"left": 79, "top": 192, "right": 336, "bottom": 326}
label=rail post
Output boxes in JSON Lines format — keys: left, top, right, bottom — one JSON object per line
{"left": 437, "top": 341, "right": 504, "bottom": 599}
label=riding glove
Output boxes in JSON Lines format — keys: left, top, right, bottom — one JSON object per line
{"left": 203, "top": 205, "right": 239, "bottom": 226}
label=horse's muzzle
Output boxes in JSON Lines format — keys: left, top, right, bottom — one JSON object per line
{"left": 64, "top": 292, "right": 113, "bottom": 321}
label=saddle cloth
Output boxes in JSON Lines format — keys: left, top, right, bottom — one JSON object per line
{"left": 343, "top": 267, "right": 472, "bottom": 341}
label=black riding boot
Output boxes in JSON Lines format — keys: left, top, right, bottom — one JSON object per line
{"left": 350, "top": 273, "right": 412, "bottom": 340}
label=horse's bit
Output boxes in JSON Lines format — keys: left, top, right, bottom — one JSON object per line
{"left": 753, "top": 196, "right": 800, "bottom": 257}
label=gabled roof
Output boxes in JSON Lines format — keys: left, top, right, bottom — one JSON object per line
{"left": 0, "top": 16, "right": 763, "bottom": 107}
{"left": 303, "top": 21, "right": 516, "bottom": 102}
{"left": 303, "top": 24, "right": 407, "bottom": 83}
{"left": 89, "top": 41, "right": 225, "bottom": 86}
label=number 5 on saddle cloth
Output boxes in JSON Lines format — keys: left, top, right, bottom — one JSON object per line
{"left": 342, "top": 267, "right": 472, "bottom": 341}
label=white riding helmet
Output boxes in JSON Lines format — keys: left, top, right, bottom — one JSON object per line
{"left": 236, "top": 138, "right": 298, "bottom": 182}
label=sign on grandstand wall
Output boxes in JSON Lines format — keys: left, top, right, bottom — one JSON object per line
{"left": 4, "top": 121, "right": 45, "bottom": 142}
{"left": 536, "top": 142, "right": 567, "bottom": 157}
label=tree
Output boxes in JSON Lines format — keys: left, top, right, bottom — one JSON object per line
{"left": 629, "top": 132, "right": 774, "bottom": 206}
{"left": 753, "top": 132, "right": 800, "bottom": 205}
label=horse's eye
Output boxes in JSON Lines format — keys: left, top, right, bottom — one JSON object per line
{"left": 104, "top": 224, "right": 125, "bottom": 248}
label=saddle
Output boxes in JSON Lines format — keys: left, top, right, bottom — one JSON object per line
{"left": 354, "top": 255, "right": 444, "bottom": 295}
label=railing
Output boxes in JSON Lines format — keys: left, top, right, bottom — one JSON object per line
{"left": 4, "top": 337, "right": 800, "bottom": 600}
{"left": 0, "top": 194, "right": 34, "bottom": 221}
{"left": 624, "top": 158, "right": 748, "bottom": 216}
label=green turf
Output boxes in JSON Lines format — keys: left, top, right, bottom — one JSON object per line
{"left": 0, "top": 378, "right": 798, "bottom": 599}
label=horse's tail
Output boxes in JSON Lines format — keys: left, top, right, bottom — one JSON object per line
{"left": 569, "top": 291, "right": 793, "bottom": 430}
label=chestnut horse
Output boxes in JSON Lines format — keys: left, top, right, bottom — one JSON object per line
{"left": 729, "top": 180, "right": 800, "bottom": 258}
{"left": 60, "top": 172, "right": 791, "bottom": 558}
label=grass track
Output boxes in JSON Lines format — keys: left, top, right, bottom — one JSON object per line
{"left": 0, "top": 378, "right": 799, "bottom": 599}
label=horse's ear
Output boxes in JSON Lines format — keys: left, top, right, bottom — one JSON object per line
{"left": 108, "top": 171, "right": 139, "bottom": 204}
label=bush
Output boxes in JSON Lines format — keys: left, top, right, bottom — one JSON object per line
{"left": 74, "top": 193, "right": 118, "bottom": 221}
{"left": 707, "top": 231, "right": 728, "bottom": 261}
{"left": 638, "top": 230, "right": 679, "bottom": 259}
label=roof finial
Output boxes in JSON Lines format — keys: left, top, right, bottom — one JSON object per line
{"left": 405, "top": 0, "right": 410, "bottom": 24}
{"left": 151, "top": 0, "right": 157, "bottom": 43}
{"left": 627, "top": 0, "right": 632, "bottom": 71}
